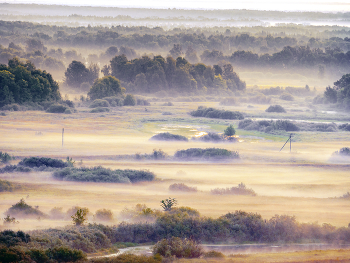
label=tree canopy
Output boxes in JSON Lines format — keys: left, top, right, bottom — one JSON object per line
{"left": 64, "top": 60, "right": 99, "bottom": 88}
{"left": 0, "top": 57, "right": 61, "bottom": 107}
{"left": 88, "top": 76, "right": 124, "bottom": 100}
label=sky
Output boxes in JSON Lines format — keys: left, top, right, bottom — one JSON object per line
{"left": 3, "top": 0, "right": 350, "bottom": 12}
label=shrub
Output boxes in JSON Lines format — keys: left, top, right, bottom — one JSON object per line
{"left": 72, "top": 208, "right": 88, "bottom": 226}
{"left": 53, "top": 166, "right": 155, "bottom": 183}
{"left": 339, "top": 123, "right": 350, "bottom": 131}
{"left": 18, "top": 157, "right": 69, "bottom": 168}
{"left": 279, "top": 93, "right": 294, "bottom": 101}
{"left": 46, "top": 104, "right": 68, "bottom": 113}
{"left": 203, "top": 250, "right": 225, "bottom": 258}
{"left": 5, "top": 198, "right": 48, "bottom": 219}
{"left": 224, "top": 125, "right": 236, "bottom": 136}
{"left": 0, "top": 230, "right": 30, "bottom": 246}
{"left": 0, "top": 151, "right": 12, "bottom": 163}
{"left": 64, "top": 108, "right": 72, "bottom": 114}
{"left": 333, "top": 147, "right": 350, "bottom": 157}
{"left": 0, "top": 165, "right": 31, "bottom": 174}
{"left": 90, "top": 107, "right": 110, "bottom": 113}
{"left": 123, "top": 94, "right": 136, "bottom": 106}
{"left": 103, "top": 96, "right": 124, "bottom": 107}
{"left": 150, "top": 132, "right": 188, "bottom": 142}
{"left": 265, "top": 105, "right": 286, "bottom": 113}
{"left": 211, "top": 183, "right": 256, "bottom": 196}
{"left": 50, "top": 246, "right": 86, "bottom": 262}
{"left": 134, "top": 149, "right": 168, "bottom": 160}
{"left": 190, "top": 106, "right": 244, "bottom": 120}
{"left": 174, "top": 148, "right": 239, "bottom": 161}
{"left": 169, "top": 183, "right": 197, "bottom": 192}
{"left": 160, "top": 198, "right": 177, "bottom": 211}
{"left": 220, "top": 97, "right": 237, "bottom": 106}
{"left": 95, "top": 209, "right": 114, "bottom": 222}
{"left": 89, "top": 99, "right": 110, "bottom": 108}
{"left": 153, "top": 237, "right": 203, "bottom": 258}
{"left": 238, "top": 119, "right": 299, "bottom": 133}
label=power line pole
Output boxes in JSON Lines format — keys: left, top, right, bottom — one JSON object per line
{"left": 280, "top": 134, "right": 292, "bottom": 153}
{"left": 62, "top": 128, "right": 64, "bottom": 147}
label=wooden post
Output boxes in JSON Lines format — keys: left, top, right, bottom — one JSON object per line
{"left": 62, "top": 128, "right": 64, "bottom": 147}
{"left": 290, "top": 134, "right": 292, "bottom": 152}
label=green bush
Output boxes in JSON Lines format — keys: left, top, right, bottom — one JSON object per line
{"left": 174, "top": 148, "right": 239, "bottom": 161}
{"left": 153, "top": 237, "right": 203, "bottom": 258}
{"left": 169, "top": 183, "right": 197, "bottom": 192}
{"left": 53, "top": 166, "right": 155, "bottom": 183}
{"left": 0, "top": 165, "right": 32, "bottom": 174}
{"left": 150, "top": 132, "right": 188, "bottom": 142}
{"left": 19, "top": 157, "right": 70, "bottom": 168}
{"left": 90, "top": 107, "right": 110, "bottom": 113}
{"left": 190, "top": 106, "right": 244, "bottom": 120}
{"left": 123, "top": 94, "right": 136, "bottom": 106}
{"left": 5, "top": 198, "right": 48, "bottom": 219}
{"left": 46, "top": 104, "right": 68, "bottom": 113}
{"left": 224, "top": 124, "right": 236, "bottom": 136}
{"left": 238, "top": 119, "right": 300, "bottom": 133}
{"left": 50, "top": 246, "right": 86, "bottom": 262}
{"left": 89, "top": 99, "right": 110, "bottom": 108}
{"left": 0, "top": 230, "right": 30, "bottom": 247}
{"left": 103, "top": 96, "right": 124, "bottom": 107}
{"left": 265, "top": 105, "right": 286, "bottom": 113}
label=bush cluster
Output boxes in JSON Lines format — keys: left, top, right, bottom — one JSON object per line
{"left": 339, "top": 123, "right": 350, "bottom": 131}
{"left": 192, "top": 132, "right": 237, "bottom": 143}
{"left": 211, "top": 183, "right": 256, "bottom": 196}
{"left": 332, "top": 147, "right": 350, "bottom": 157}
{"left": 238, "top": 119, "right": 299, "bottom": 133}
{"left": 174, "top": 148, "right": 239, "bottom": 161}
{"left": 19, "top": 157, "right": 70, "bottom": 168}
{"left": 0, "top": 151, "right": 12, "bottom": 163}
{"left": 0, "top": 179, "right": 19, "bottom": 192}
{"left": 0, "top": 164, "right": 31, "bottom": 173}
{"left": 89, "top": 99, "right": 110, "bottom": 108}
{"left": 190, "top": 106, "right": 244, "bottom": 120}
{"left": 53, "top": 166, "right": 155, "bottom": 183}
{"left": 150, "top": 132, "right": 188, "bottom": 142}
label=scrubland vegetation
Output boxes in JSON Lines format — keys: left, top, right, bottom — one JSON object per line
{"left": 1, "top": 3, "right": 350, "bottom": 262}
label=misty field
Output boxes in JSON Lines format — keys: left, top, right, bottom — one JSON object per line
{"left": 1, "top": 99, "right": 350, "bottom": 233}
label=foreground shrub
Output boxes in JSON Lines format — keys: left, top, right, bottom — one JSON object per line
{"left": 90, "top": 107, "right": 110, "bottom": 113}
{"left": 265, "top": 105, "right": 286, "bottom": 113}
{"left": 5, "top": 198, "right": 48, "bottom": 219}
{"left": 150, "top": 132, "right": 188, "bottom": 142}
{"left": 18, "top": 157, "right": 70, "bottom": 168}
{"left": 174, "top": 148, "right": 239, "bottom": 161}
{"left": 53, "top": 166, "right": 155, "bottom": 183}
{"left": 89, "top": 99, "right": 110, "bottom": 108}
{"left": 169, "top": 183, "right": 197, "bottom": 192}
{"left": 211, "top": 183, "right": 256, "bottom": 196}
{"left": 190, "top": 106, "right": 244, "bottom": 120}
{"left": 0, "top": 230, "right": 30, "bottom": 247}
{"left": 46, "top": 104, "right": 68, "bottom": 113}
{"left": 153, "top": 237, "right": 203, "bottom": 258}
{"left": 90, "top": 253, "right": 161, "bottom": 263}
{"left": 50, "top": 246, "right": 86, "bottom": 262}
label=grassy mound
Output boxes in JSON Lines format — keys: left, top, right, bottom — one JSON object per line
{"left": 190, "top": 106, "right": 244, "bottom": 120}
{"left": 53, "top": 166, "right": 155, "bottom": 183}
{"left": 169, "top": 183, "right": 197, "bottom": 192}
{"left": 150, "top": 132, "right": 188, "bottom": 142}
{"left": 265, "top": 105, "right": 286, "bottom": 113}
{"left": 174, "top": 148, "right": 239, "bottom": 161}
{"left": 6, "top": 199, "right": 48, "bottom": 219}
{"left": 211, "top": 183, "right": 256, "bottom": 196}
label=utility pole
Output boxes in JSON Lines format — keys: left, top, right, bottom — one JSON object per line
{"left": 62, "top": 128, "right": 64, "bottom": 147}
{"left": 280, "top": 134, "right": 292, "bottom": 153}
